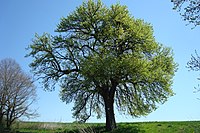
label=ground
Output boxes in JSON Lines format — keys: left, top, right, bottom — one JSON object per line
{"left": 10, "top": 121, "right": 200, "bottom": 133}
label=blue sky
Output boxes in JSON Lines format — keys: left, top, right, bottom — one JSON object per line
{"left": 1, "top": 0, "right": 200, "bottom": 123}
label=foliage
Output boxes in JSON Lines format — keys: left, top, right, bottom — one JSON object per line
{"left": 27, "top": 0, "right": 177, "bottom": 131}
{"left": 171, "top": 0, "right": 200, "bottom": 27}
{"left": 0, "top": 58, "right": 37, "bottom": 130}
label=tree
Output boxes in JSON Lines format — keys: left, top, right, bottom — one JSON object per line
{"left": 187, "top": 51, "right": 200, "bottom": 71}
{"left": 187, "top": 51, "right": 200, "bottom": 92}
{"left": 0, "top": 58, "right": 37, "bottom": 130}
{"left": 26, "top": 0, "right": 177, "bottom": 131}
{"left": 171, "top": 0, "right": 200, "bottom": 27}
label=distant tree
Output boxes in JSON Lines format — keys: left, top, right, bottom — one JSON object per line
{"left": 171, "top": 0, "right": 200, "bottom": 27}
{"left": 187, "top": 51, "right": 200, "bottom": 92}
{"left": 0, "top": 58, "right": 37, "bottom": 130}
{"left": 26, "top": 0, "right": 177, "bottom": 131}
{"left": 187, "top": 51, "right": 200, "bottom": 71}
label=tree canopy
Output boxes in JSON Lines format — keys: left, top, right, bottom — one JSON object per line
{"left": 27, "top": 0, "right": 177, "bottom": 131}
{"left": 171, "top": 0, "right": 200, "bottom": 27}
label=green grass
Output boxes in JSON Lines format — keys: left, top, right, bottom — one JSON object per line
{"left": 116, "top": 121, "right": 200, "bottom": 133}
{"left": 12, "top": 121, "right": 200, "bottom": 133}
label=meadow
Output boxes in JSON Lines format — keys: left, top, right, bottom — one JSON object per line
{"left": 12, "top": 121, "right": 200, "bottom": 133}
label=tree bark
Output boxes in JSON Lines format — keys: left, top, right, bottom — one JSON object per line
{"left": 0, "top": 112, "right": 3, "bottom": 125}
{"left": 103, "top": 94, "right": 116, "bottom": 131}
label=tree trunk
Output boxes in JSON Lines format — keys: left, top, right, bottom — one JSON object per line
{"left": 103, "top": 94, "right": 116, "bottom": 131}
{"left": 6, "top": 117, "right": 11, "bottom": 130}
{"left": 6, "top": 109, "right": 12, "bottom": 130}
{"left": 0, "top": 114, "right": 3, "bottom": 125}
{"left": 0, "top": 107, "right": 4, "bottom": 125}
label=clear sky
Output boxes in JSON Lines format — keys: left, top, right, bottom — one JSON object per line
{"left": 1, "top": 0, "right": 200, "bottom": 123}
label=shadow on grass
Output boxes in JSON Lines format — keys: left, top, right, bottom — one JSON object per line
{"left": 111, "top": 124, "right": 145, "bottom": 133}
{"left": 63, "top": 125, "right": 106, "bottom": 133}
{"left": 64, "top": 124, "right": 145, "bottom": 133}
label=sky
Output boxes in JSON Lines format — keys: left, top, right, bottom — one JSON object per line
{"left": 1, "top": 0, "right": 200, "bottom": 123}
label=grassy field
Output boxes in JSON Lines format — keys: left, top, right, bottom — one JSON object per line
{"left": 12, "top": 121, "right": 200, "bottom": 133}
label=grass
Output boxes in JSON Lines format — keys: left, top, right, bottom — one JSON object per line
{"left": 12, "top": 121, "right": 200, "bottom": 133}
{"left": 13, "top": 122, "right": 105, "bottom": 133}
{"left": 117, "top": 121, "right": 200, "bottom": 133}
